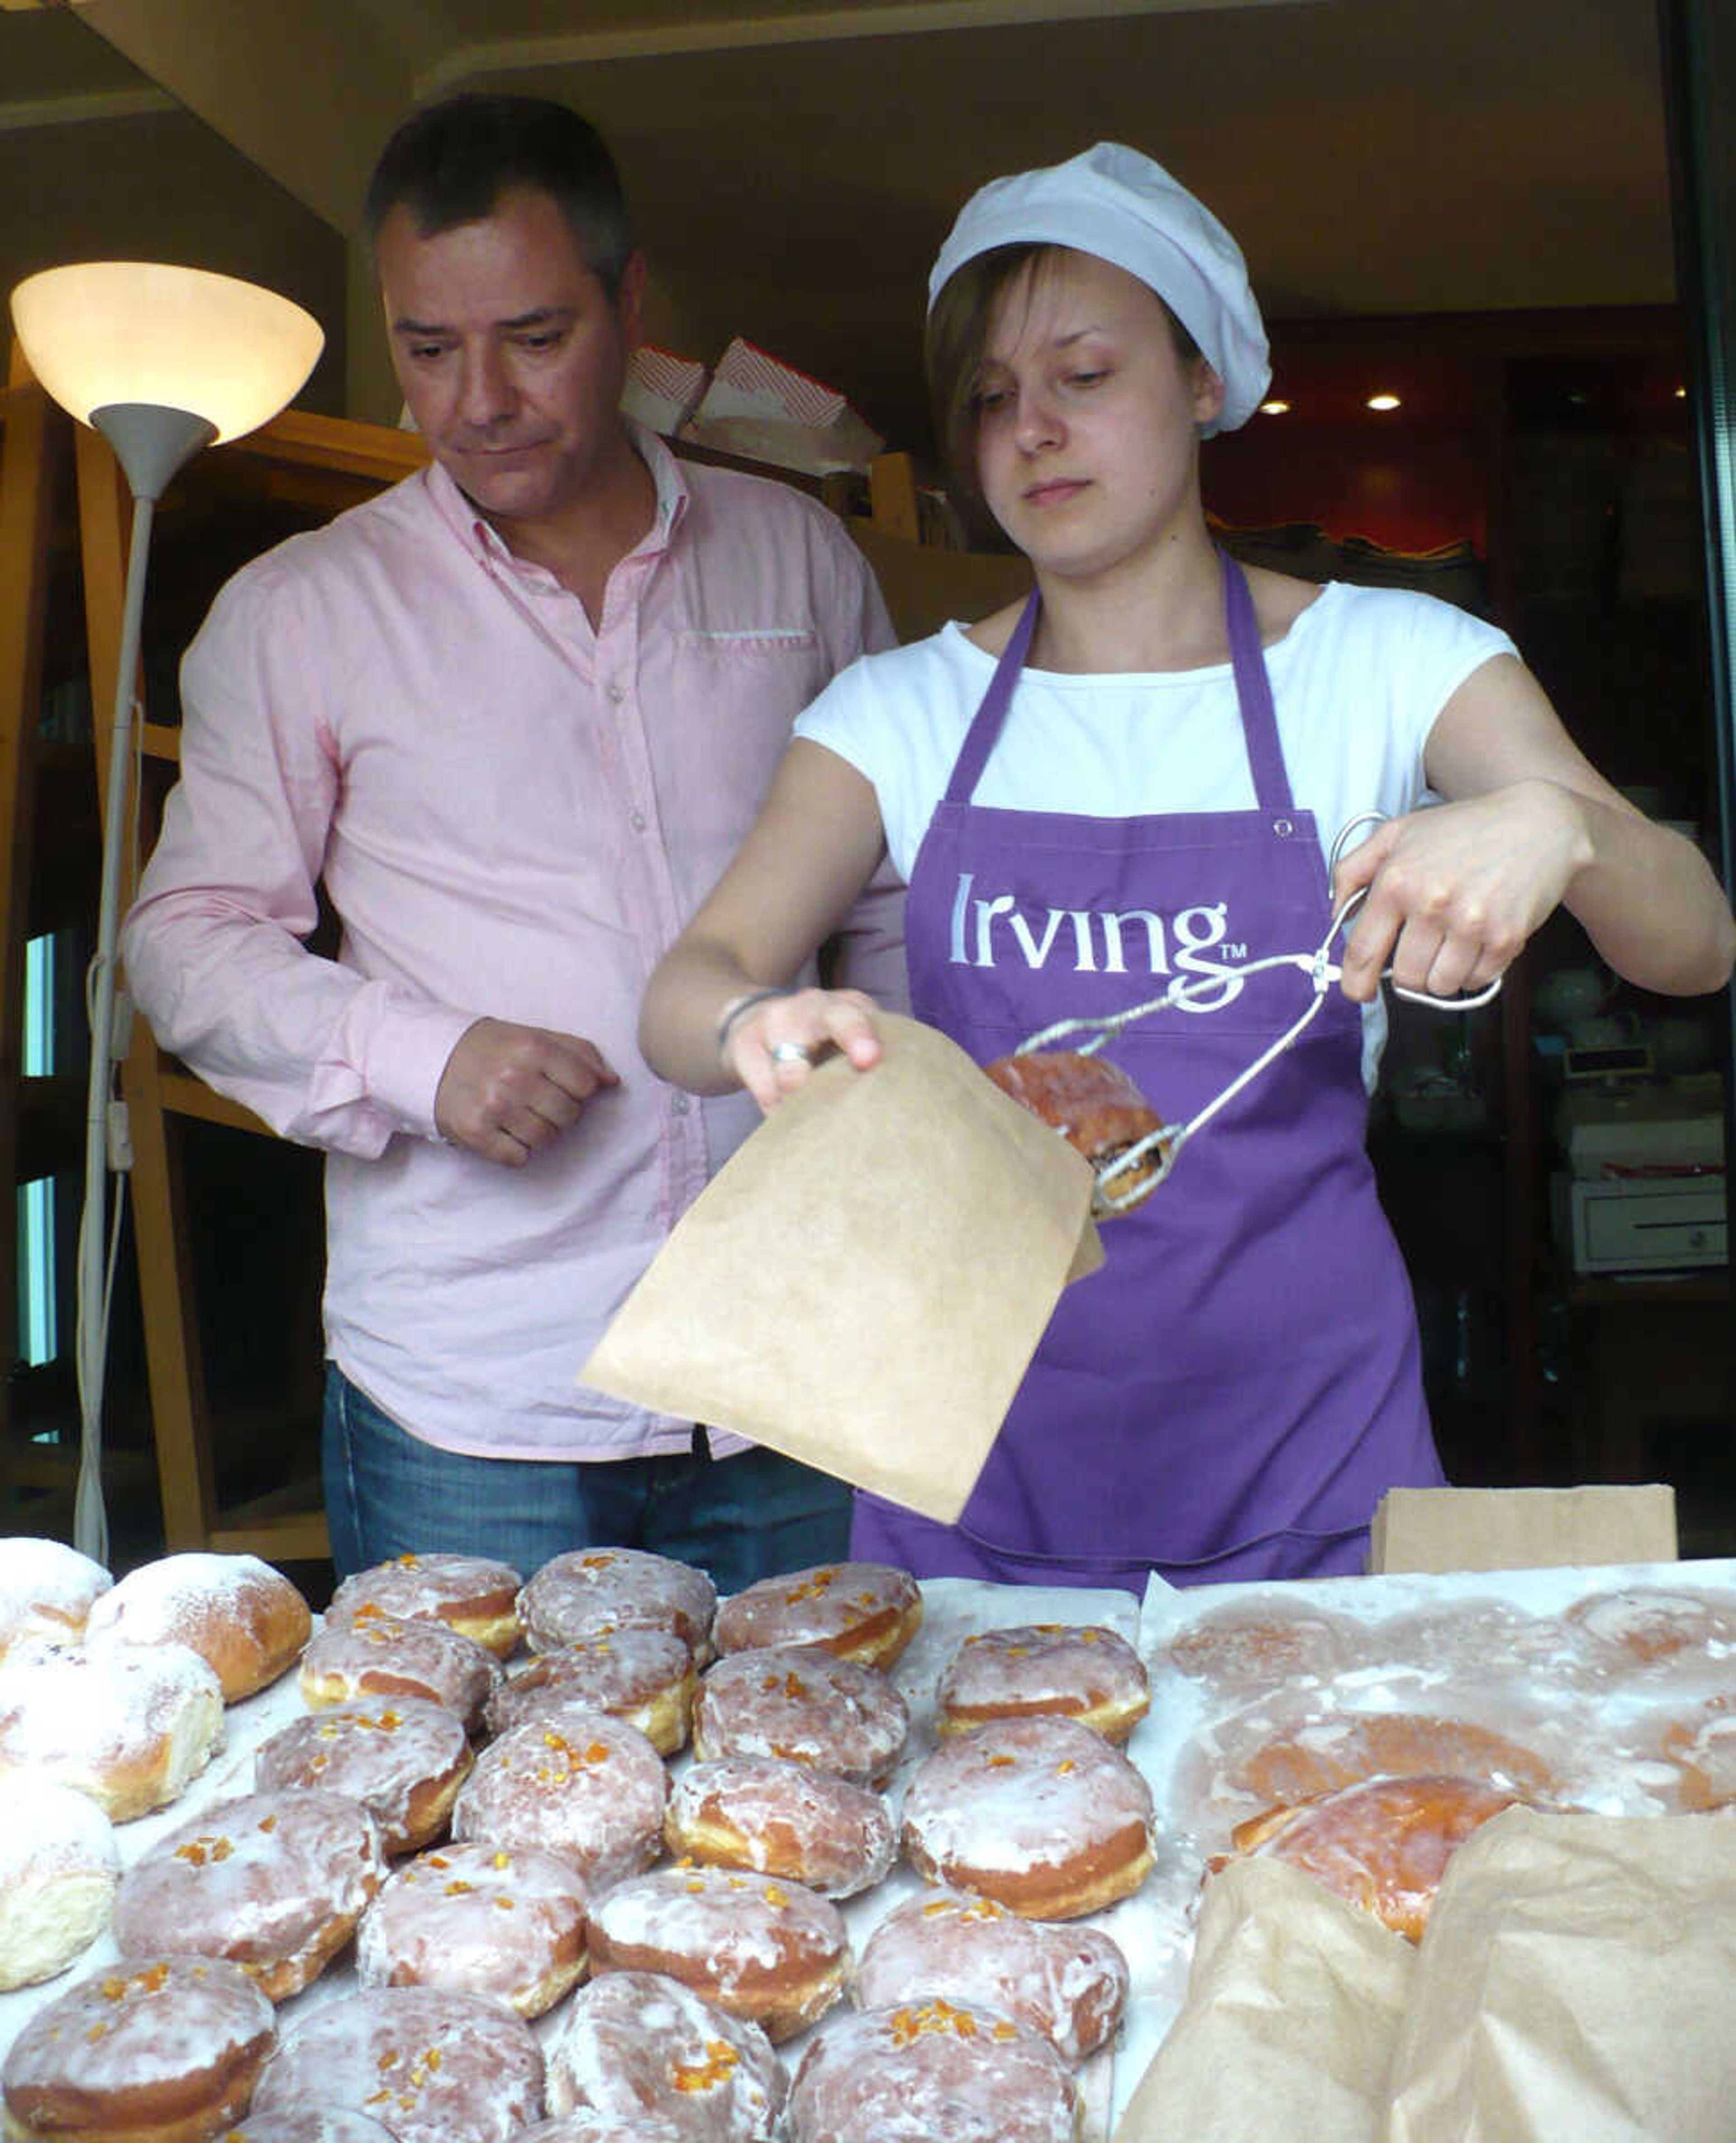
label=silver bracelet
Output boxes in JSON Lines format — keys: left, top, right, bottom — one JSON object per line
{"left": 716, "top": 985, "right": 796, "bottom": 1060}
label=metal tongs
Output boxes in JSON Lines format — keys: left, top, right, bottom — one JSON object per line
{"left": 1012, "top": 815, "right": 1504, "bottom": 1215}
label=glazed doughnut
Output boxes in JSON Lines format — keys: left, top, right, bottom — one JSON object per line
{"left": 0, "top": 1536, "right": 111, "bottom": 1658}
{"left": 217, "top": 2117, "right": 397, "bottom": 2143}
{"left": 0, "top": 1634, "right": 223, "bottom": 1822}
{"left": 693, "top": 1644, "right": 909, "bottom": 1789}
{"left": 512, "top": 2124, "right": 689, "bottom": 2143}
{"left": 1230, "top": 1709, "right": 1557, "bottom": 1811}
{"left": 355, "top": 1838, "right": 589, "bottom": 2018}
{"left": 485, "top": 1628, "right": 696, "bottom": 1756}
{"left": 1222, "top": 1772, "right": 1528, "bottom": 1941}
{"left": 1564, "top": 1586, "right": 1736, "bottom": 1677}
{"left": 299, "top": 1611, "right": 503, "bottom": 1731}
{"left": 853, "top": 1888, "right": 1128, "bottom": 2064}
{"left": 254, "top": 1694, "right": 472, "bottom": 1855}
{"left": 544, "top": 1968, "right": 788, "bottom": 2138}
{"left": 450, "top": 1708, "right": 667, "bottom": 1889}
{"left": 665, "top": 1754, "right": 896, "bottom": 1899}
{"left": 788, "top": 1998, "right": 1081, "bottom": 2143}
{"left": 517, "top": 1548, "right": 717, "bottom": 1661}
{"left": 250, "top": 1985, "right": 542, "bottom": 2143}
{"left": 1, "top": 1955, "right": 276, "bottom": 2143}
{"left": 1165, "top": 1597, "right": 1356, "bottom": 1691}
{"left": 588, "top": 1864, "right": 849, "bottom": 2042}
{"left": 0, "top": 1776, "right": 120, "bottom": 1992}
{"left": 712, "top": 1563, "right": 922, "bottom": 1671}
{"left": 83, "top": 1553, "right": 311, "bottom": 1702}
{"left": 326, "top": 1553, "right": 524, "bottom": 1660}
{"left": 901, "top": 1713, "right": 1157, "bottom": 1920}
{"left": 984, "top": 1048, "right": 1170, "bottom": 1213}
{"left": 938, "top": 1623, "right": 1150, "bottom": 1744}
{"left": 216, "top": 2117, "right": 398, "bottom": 2143}
{"left": 112, "top": 1790, "right": 385, "bottom": 2002}
{"left": 1657, "top": 1696, "right": 1736, "bottom": 1812}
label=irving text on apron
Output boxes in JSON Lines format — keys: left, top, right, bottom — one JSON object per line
{"left": 850, "top": 553, "right": 1444, "bottom": 1588}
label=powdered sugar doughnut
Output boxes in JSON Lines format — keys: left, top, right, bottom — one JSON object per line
{"left": 545, "top": 1968, "right": 787, "bottom": 2138}
{"left": 713, "top": 1563, "right": 922, "bottom": 1670}
{"left": 1222, "top": 1772, "right": 1528, "bottom": 1941}
{"left": 219, "top": 2117, "right": 397, "bottom": 2143}
{"left": 517, "top": 1548, "right": 717, "bottom": 1661}
{"left": 665, "top": 1754, "right": 895, "bottom": 1899}
{"left": 0, "top": 1776, "right": 119, "bottom": 1991}
{"left": 113, "top": 1790, "right": 384, "bottom": 2001}
{"left": 299, "top": 1611, "right": 503, "bottom": 1731}
{"left": 901, "top": 1714, "right": 1156, "bottom": 1920}
{"left": 938, "top": 1624, "right": 1150, "bottom": 1744}
{"left": 0, "top": 1536, "right": 111, "bottom": 1657}
{"left": 588, "top": 1864, "right": 849, "bottom": 2041}
{"left": 693, "top": 1644, "right": 908, "bottom": 1789}
{"left": 788, "top": 1998, "right": 1080, "bottom": 2143}
{"left": 250, "top": 1986, "right": 542, "bottom": 2143}
{"left": 854, "top": 1889, "right": 1127, "bottom": 2064}
{"left": 450, "top": 1708, "right": 667, "bottom": 1889}
{"left": 356, "top": 1838, "right": 589, "bottom": 2018}
{"left": 84, "top": 1553, "right": 311, "bottom": 1701}
{"left": 485, "top": 1628, "right": 696, "bottom": 1755}
{"left": 0, "top": 1634, "right": 223, "bottom": 1822}
{"left": 1, "top": 1955, "right": 276, "bottom": 2143}
{"left": 326, "top": 1553, "right": 524, "bottom": 1660}
{"left": 254, "top": 1694, "right": 472, "bottom": 1855}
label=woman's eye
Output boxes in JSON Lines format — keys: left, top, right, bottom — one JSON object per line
{"left": 972, "top": 388, "right": 1011, "bottom": 416}
{"left": 1067, "top": 369, "right": 1109, "bottom": 390}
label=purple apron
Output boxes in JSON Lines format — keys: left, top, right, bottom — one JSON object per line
{"left": 851, "top": 554, "right": 1443, "bottom": 1588}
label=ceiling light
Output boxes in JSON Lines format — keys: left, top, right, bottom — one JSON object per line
{"left": 1365, "top": 393, "right": 1401, "bottom": 413}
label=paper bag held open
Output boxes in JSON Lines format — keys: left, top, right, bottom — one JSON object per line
{"left": 582, "top": 1013, "right": 1103, "bottom": 1522}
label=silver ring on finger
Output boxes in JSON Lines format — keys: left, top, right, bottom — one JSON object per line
{"left": 769, "top": 1041, "right": 811, "bottom": 1066}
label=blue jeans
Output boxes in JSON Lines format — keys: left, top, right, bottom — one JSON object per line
{"left": 321, "top": 1365, "right": 852, "bottom": 1594}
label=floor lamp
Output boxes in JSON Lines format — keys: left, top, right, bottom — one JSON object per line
{"left": 7, "top": 262, "right": 323, "bottom": 1564}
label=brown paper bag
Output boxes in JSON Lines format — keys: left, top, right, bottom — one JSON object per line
{"left": 1385, "top": 1807, "right": 1736, "bottom": 2142}
{"left": 582, "top": 1013, "right": 1102, "bottom": 1522}
{"left": 1113, "top": 1860, "right": 1416, "bottom": 2143}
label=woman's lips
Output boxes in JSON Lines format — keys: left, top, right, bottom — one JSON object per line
{"left": 1022, "top": 478, "right": 1087, "bottom": 506}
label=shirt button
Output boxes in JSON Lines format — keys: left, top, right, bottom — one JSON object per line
{"left": 606, "top": 683, "right": 625, "bottom": 703}
{"left": 629, "top": 808, "right": 647, "bottom": 832}
{"left": 671, "top": 1093, "right": 691, "bottom": 1116}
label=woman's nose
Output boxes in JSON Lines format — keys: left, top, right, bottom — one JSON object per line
{"left": 1012, "top": 386, "right": 1063, "bottom": 452}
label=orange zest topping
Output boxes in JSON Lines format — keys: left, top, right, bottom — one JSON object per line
{"left": 671, "top": 2039, "right": 740, "bottom": 2093}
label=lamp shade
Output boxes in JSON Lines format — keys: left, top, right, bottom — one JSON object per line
{"left": 9, "top": 260, "right": 324, "bottom": 443}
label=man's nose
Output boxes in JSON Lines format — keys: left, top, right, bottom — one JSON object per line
{"left": 458, "top": 343, "right": 516, "bottom": 426}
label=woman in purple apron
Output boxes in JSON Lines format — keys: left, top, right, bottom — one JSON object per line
{"left": 639, "top": 146, "right": 1735, "bottom": 1588}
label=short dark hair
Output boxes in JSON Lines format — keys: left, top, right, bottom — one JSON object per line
{"left": 364, "top": 92, "right": 635, "bottom": 298}
{"left": 925, "top": 241, "right": 1202, "bottom": 540}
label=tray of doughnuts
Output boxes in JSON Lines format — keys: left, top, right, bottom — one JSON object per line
{"left": 3, "top": 1534, "right": 1734, "bottom": 2142}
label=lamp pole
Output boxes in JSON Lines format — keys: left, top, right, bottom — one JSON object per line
{"left": 74, "top": 402, "right": 216, "bottom": 1562}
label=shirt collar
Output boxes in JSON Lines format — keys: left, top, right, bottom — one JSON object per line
{"left": 420, "top": 417, "right": 689, "bottom": 579}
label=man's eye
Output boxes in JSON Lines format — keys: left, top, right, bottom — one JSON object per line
{"left": 1067, "top": 369, "right": 1109, "bottom": 389}
{"left": 516, "top": 331, "right": 562, "bottom": 351}
{"left": 407, "top": 344, "right": 448, "bottom": 363}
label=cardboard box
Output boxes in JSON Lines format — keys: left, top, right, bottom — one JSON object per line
{"left": 1369, "top": 1484, "right": 1679, "bottom": 1573}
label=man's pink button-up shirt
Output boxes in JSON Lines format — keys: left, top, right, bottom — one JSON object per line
{"left": 121, "top": 429, "right": 900, "bottom": 1461}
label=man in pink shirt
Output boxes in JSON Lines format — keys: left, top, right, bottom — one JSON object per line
{"left": 120, "top": 94, "right": 901, "bottom": 1587}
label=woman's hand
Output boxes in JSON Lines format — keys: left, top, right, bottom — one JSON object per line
{"left": 1331, "top": 782, "right": 1593, "bottom": 1003}
{"left": 722, "top": 986, "right": 883, "bottom": 1112}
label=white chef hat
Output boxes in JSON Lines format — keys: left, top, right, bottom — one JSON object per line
{"left": 927, "top": 142, "right": 1271, "bottom": 436}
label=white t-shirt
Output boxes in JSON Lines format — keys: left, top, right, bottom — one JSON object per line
{"left": 794, "top": 579, "right": 1517, "bottom": 1086}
